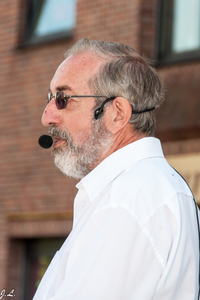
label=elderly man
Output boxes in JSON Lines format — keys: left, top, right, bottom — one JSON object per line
{"left": 34, "top": 38, "right": 199, "bottom": 299}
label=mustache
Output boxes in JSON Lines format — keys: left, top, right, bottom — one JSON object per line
{"left": 48, "top": 126, "right": 70, "bottom": 140}
{"left": 48, "top": 126, "right": 84, "bottom": 156}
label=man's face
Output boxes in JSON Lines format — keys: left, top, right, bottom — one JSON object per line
{"left": 41, "top": 53, "right": 113, "bottom": 179}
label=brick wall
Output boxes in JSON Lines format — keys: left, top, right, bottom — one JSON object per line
{"left": 0, "top": 0, "right": 153, "bottom": 295}
{"left": 1, "top": 0, "right": 200, "bottom": 298}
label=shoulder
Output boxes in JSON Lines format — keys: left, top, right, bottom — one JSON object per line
{"left": 104, "top": 156, "right": 193, "bottom": 224}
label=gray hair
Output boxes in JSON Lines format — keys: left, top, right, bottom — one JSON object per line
{"left": 65, "top": 38, "right": 164, "bottom": 136}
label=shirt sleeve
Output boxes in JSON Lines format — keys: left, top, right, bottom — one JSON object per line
{"left": 47, "top": 206, "right": 168, "bottom": 300}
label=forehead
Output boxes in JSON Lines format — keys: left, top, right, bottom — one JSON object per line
{"left": 50, "top": 52, "right": 104, "bottom": 93}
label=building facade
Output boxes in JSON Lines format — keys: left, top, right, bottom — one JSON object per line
{"left": 0, "top": 0, "right": 200, "bottom": 299}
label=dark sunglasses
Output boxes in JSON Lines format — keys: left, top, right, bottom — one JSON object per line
{"left": 47, "top": 91, "right": 155, "bottom": 119}
{"left": 47, "top": 91, "right": 116, "bottom": 119}
{"left": 47, "top": 91, "right": 110, "bottom": 110}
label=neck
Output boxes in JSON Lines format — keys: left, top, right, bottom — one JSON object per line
{"left": 100, "top": 124, "right": 147, "bottom": 163}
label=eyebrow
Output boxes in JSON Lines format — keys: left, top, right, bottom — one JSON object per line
{"left": 49, "top": 85, "right": 73, "bottom": 93}
{"left": 57, "top": 85, "right": 73, "bottom": 92}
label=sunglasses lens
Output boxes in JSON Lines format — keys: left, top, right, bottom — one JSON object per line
{"left": 55, "top": 92, "right": 67, "bottom": 110}
{"left": 47, "top": 93, "right": 52, "bottom": 103}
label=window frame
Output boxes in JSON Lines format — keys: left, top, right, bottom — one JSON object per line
{"left": 21, "top": 0, "right": 74, "bottom": 47}
{"left": 157, "top": 0, "right": 200, "bottom": 65}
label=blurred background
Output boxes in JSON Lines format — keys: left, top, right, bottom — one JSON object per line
{"left": 0, "top": 0, "right": 200, "bottom": 299}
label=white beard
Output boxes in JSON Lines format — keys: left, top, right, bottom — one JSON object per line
{"left": 49, "top": 119, "right": 113, "bottom": 179}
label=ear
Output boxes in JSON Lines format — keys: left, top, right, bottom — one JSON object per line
{"left": 105, "top": 97, "right": 132, "bottom": 134}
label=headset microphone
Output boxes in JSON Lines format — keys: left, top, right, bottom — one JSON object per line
{"left": 38, "top": 135, "right": 53, "bottom": 149}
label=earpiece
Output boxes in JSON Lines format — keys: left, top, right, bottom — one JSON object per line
{"left": 94, "top": 107, "right": 104, "bottom": 119}
{"left": 94, "top": 97, "right": 155, "bottom": 120}
{"left": 94, "top": 97, "right": 116, "bottom": 120}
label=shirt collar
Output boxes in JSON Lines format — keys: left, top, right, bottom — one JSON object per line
{"left": 76, "top": 137, "right": 164, "bottom": 203}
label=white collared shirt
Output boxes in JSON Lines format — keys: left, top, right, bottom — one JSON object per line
{"left": 33, "top": 137, "right": 199, "bottom": 300}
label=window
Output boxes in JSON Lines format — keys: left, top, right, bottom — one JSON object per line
{"left": 23, "top": 238, "right": 65, "bottom": 300}
{"left": 24, "top": 0, "right": 76, "bottom": 45}
{"left": 158, "top": 0, "right": 200, "bottom": 63}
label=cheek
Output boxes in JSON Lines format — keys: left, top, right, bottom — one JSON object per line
{"left": 62, "top": 114, "right": 93, "bottom": 144}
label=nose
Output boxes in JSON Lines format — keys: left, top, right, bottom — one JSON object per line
{"left": 41, "top": 99, "right": 62, "bottom": 127}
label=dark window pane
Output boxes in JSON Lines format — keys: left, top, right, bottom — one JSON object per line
{"left": 24, "top": 238, "right": 65, "bottom": 300}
